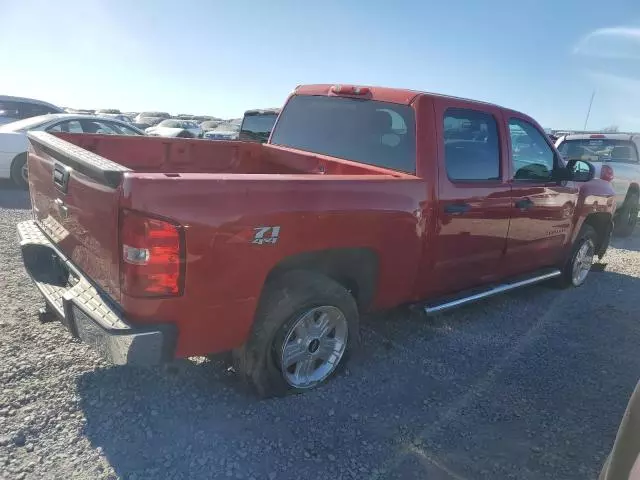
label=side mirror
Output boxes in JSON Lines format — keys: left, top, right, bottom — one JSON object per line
{"left": 566, "top": 158, "right": 595, "bottom": 182}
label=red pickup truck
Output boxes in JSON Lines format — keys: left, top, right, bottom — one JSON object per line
{"left": 19, "top": 84, "right": 615, "bottom": 397}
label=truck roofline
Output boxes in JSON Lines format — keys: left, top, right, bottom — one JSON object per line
{"left": 293, "top": 83, "right": 514, "bottom": 112}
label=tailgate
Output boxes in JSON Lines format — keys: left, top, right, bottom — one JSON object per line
{"left": 27, "top": 131, "right": 131, "bottom": 301}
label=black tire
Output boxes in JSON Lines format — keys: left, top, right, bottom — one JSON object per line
{"left": 614, "top": 192, "right": 639, "bottom": 238}
{"left": 556, "top": 224, "right": 598, "bottom": 288}
{"left": 233, "top": 270, "right": 359, "bottom": 398}
{"left": 176, "top": 129, "right": 194, "bottom": 138}
{"left": 10, "top": 153, "right": 28, "bottom": 189}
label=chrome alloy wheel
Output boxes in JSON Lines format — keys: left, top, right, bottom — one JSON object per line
{"left": 572, "top": 239, "right": 595, "bottom": 286}
{"left": 280, "top": 305, "right": 348, "bottom": 389}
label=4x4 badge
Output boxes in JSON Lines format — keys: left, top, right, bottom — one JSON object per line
{"left": 252, "top": 226, "right": 280, "bottom": 245}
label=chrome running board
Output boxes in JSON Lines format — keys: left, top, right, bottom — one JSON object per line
{"left": 424, "top": 269, "right": 561, "bottom": 316}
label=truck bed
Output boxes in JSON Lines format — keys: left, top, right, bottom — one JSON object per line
{"left": 52, "top": 132, "right": 405, "bottom": 177}
{"left": 25, "top": 131, "right": 422, "bottom": 357}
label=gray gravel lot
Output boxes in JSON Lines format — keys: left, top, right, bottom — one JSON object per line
{"left": 2, "top": 181, "right": 640, "bottom": 479}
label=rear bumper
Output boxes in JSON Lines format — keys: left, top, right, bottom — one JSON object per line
{"left": 17, "top": 220, "right": 176, "bottom": 366}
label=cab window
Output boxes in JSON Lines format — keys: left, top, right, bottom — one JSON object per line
{"left": 443, "top": 108, "right": 500, "bottom": 181}
{"left": 509, "top": 118, "right": 555, "bottom": 181}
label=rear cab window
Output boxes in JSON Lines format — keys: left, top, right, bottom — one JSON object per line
{"left": 557, "top": 138, "right": 639, "bottom": 164}
{"left": 270, "top": 95, "right": 416, "bottom": 173}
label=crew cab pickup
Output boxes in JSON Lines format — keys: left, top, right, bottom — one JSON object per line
{"left": 556, "top": 133, "right": 640, "bottom": 237}
{"left": 19, "top": 84, "right": 615, "bottom": 397}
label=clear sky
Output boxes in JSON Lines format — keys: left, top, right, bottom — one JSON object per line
{"left": 2, "top": 0, "right": 640, "bottom": 130}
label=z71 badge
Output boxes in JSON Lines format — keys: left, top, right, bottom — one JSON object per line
{"left": 252, "top": 226, "right": 280, "bottom": 245}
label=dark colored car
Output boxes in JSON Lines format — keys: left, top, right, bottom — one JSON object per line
{"left": 238, "top": 108, "right": 280, "bottom": 143}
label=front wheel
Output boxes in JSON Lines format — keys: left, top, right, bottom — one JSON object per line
{"left": 558, "top": 225, "right": 597, "bottom": 288}
{"left": 233, "top": 271, "right": 359, "bottom": 398}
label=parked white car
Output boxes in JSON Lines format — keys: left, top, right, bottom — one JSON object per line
{"left": 0, "top": 114, "right": 144, "bottom": 188}
{"left": 146, "top": 119, "right": 203, "bottom": 138}
{"left": 0, "top": 95, "right": 62, "bottom": 126}
{"left": 556, "top": 133, "right": 640, "bottom": 236}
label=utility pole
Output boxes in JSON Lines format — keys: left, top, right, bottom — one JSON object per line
{"left": 583, "top": 90, "right": 596, "bottom": 131}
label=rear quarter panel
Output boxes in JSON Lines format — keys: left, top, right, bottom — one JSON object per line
{"left": 119, "top": 174, "right": 427, "bottom": 357}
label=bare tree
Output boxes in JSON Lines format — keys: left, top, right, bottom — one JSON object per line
{"left": 602, "top": 125, "right": 620, "bottom": 133}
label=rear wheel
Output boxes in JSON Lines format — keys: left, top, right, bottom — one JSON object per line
{"left": 557, "top": 225, "right": 597, "bottom": 288}
{"left": 10, "top": 153, "right": 28, "bottom": 189}
{"left": 233, "top": 271, "right": 359, "bottom": 398}
{"left": 614, "top": 192, "right": 639, "bottom": 237}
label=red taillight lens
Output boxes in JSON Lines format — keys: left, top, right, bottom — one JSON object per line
{"left": 120, "top": 209, "right": 183, "bottom": 297}
{"left": 601, "top": 164, "right": 614, "bottom": 182}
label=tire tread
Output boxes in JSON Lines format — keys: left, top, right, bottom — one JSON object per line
{"left": 232, "top": 270, "right": 359, "bottom": 398}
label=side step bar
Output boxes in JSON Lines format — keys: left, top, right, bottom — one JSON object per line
{"left": 424, "top": 269, "right": 561, "bottom": 316}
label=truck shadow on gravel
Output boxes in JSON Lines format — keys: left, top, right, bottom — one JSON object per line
{"left": 76, "top": 268, "right": 640, "bottom": 480}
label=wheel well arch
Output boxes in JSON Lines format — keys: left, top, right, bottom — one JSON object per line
{"left": 583, "top": 212, "right": 613, "bottom": 257}
{"left": 264, "top": 248, "right": 379, "bottom": 311}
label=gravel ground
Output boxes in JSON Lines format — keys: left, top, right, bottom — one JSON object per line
{"left": 2, "top": 182, "right": 640, "bottom": 480}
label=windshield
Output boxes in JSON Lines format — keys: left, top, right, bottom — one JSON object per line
{"left": 0, "top": 115, "right": 51, "bottom": 132}
{"left": 557, "top": 138, "right": 639, "bottom": 163}
{"left": 270, "top": 95, "right": 416, "bottom": 173}
{"left": 240, "top": 114, "right": 278, "bottom": 142}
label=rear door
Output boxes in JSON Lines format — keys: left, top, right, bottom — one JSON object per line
{"left": 427, "top": 98, "right": 513, "bottom": 295}
{"left": 504, "top": 116, "right": 578, "bottom": 274}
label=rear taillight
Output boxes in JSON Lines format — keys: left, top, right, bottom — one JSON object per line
{"left": 601, "top": 165, "right": 614, "bottom": 182}
{"left": 120, "top": 209, "right": 183, "bottom": 297}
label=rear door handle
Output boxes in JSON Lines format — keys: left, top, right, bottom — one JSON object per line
{"left": 515, "top": 198, "right": 534, "bottom": 209}
{"left": 444, "top": 203, "right": 471, "bottom": 215}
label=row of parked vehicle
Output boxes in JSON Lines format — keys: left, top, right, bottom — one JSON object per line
{"left": 0, "top": 95, "right": 281, "bottom": 188}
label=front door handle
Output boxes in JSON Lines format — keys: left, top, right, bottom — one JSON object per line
{"left": 515, "top": 198, "right": 534, "bottom": 209}
{"left": 444, "top": 203, "right": 471, "bottom": 215}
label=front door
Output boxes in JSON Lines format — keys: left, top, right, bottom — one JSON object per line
{"left": 418, "top": 100, "right": 513, "bottom": 298}
{"left": 504, "top": 116, "right": 579, "bottom": 275}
